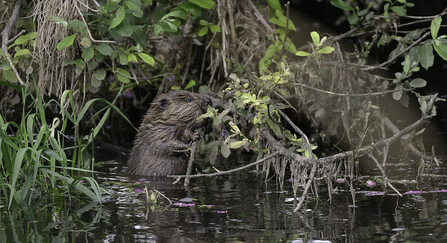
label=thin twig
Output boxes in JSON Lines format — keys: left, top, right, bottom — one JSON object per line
{"left": 270, "top": 99, "right": 313, "bottom": 157}
{"left": 168, "top": 152, "right": 280, "bottom": 179}
{"left": 6, "top": 29, "right": 26, "bottom": 45}
{"left": 247, "top": 0, "right": 275, "bottom": 34}
{"left": 280, "top": 1, "right": 290, "bottom": 54}
{"left": 293, "top": 82, "right": 415, "bottom": 97}
{"left": 401, "top": 7, "right": 447, "bottom": 20}
{"left": 293, "top": 163, "right": 317, "bottom": 212}
{"left": 360, "top": 32, "right": 430, "bottom": 71}
{"left": 75, "top": 3, "right": 115, "bottom": 44}
{"left": 153, "top": 188, "right": 173, "bottom": 205}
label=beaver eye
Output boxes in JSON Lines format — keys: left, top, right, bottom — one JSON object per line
{"left": 186, "top": 97, "right": 193, "bottom": 102}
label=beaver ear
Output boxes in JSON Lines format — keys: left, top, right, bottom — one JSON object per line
{"left": 158, "top": 98, "right": 170, "bottom": 109}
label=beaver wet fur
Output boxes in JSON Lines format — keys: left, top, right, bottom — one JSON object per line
{"left": 127, "top": 90, "right": 212, "bottom": 176}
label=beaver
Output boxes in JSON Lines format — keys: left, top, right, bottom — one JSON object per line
{"left": 127, "top": 90, "right": 212, "bottom": 176}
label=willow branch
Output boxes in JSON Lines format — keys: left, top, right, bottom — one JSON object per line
{"left": 263, "top": 94, "right": 438, "bottom": 167}
{"left": 360, "top": 32, "right": 430, "bottom": 71}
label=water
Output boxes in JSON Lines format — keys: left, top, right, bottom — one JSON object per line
{"left": 2, "top": 148, "right": 447, "bottom": 243}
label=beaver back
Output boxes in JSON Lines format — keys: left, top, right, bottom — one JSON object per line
{"left": 127, "top": 90, "right": 211, "bottom": 176}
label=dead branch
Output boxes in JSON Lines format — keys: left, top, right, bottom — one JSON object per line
{"left": 260, "top": 94, "right": 438, "bottom": 211}
{"left": 293, "top": 82, "right": 415, "bottom": 97}
{"left": 74, "top": 3, "right": 115, "bottom": 44}
{"left": 168, "top": 152, "right": 280, "bottom": 179}
{"left": 183, "top": 141, "right": 198, "bottom": 187}
{"left": 383, "top": 116, "right": 441, "bottom": 166}
{"left": 1, "top": 0, "right": 26, "bottom": 86}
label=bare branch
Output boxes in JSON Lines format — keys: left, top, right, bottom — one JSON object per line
{"left": 293, "top": 82, "right": 415, "bottom": 97}
{"left": 168, "top": 152, "right": 280, "bottom": 179}
{"left": 75, "top": 2, "right": 115, "bottom": 44}
{"left": 360, "top": 32, "right": 430, "bottom": 71}
{"left": 1, "top": 0, "right": 26, "bottom": 86}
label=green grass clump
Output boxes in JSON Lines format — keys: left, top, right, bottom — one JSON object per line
{"left": 0, "top": 81, "right": 130, "bottom": 209}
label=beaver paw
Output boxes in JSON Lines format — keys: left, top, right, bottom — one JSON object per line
{"left": 191, "top": 131, "right": 201, "bottom": 142}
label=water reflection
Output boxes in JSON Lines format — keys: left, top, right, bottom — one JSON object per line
{"left": 1, "top": 156, "right": 447, "bottom": 242}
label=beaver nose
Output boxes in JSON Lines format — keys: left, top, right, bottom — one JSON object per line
{"left": 204, "top": 98, "right": 212, "bottom": 107}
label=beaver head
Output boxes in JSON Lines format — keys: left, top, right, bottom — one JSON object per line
{"left": 147, "top": 90, "right": 211, "bottom": 129}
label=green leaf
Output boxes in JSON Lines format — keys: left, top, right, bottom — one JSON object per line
{"left": 96, "top": 44, "right": 113, "bottom": 56}
{"left": 311, "top": 31, "right": 320, "bottom": 46}
{"left": 137, "top": 53, "right": 154, "bottom": 66}
{"left": 178, "top": 2, "right": 203, "bottom": 18}
{"left": 128, "top": 53, "right": 138, "bottom": 63}
{"left": 14, "top": 49, "right": 30, "bottom": 58}
{"left": 378, "top": 34, "right": 391, "bottom": 47}
{"left": 347, "top": 14, "right": 358, "bottom": 25}
{"left": 221, "top": 144, "right": 231, "bottom": 158}
{"left": 82, "top": 46, "right": 94, "bottom": 60}
{"left": 91, "top": 74, "right": 101, "bottom": 87}
{"left": 199, "top": 19, "right": 209, "bottom": 26}
{"left": 116, "top": 23, "right": 133, "bottom": 37}
{"left": 229, "top": 141, "right": 244, "bottom": 149}
{"left": 110, "top": 6, "right": 125, "bottom": 29}
{"left": 392, "top": 85, "right": 403, "bottom": 100}
{"left": 317, "top": 46, "right": 335, "bottom": 54}
{"left": 267, "top": 118, "right": 281, "bottom": 137}
{"left": 154, "top": 24, "right": 164, "bottom": 36}
{"left": 390, "top": 6, "right": 406, "bottom": 16}
{"left": 2, "top": 70, "right": 18, "bottom": 83}
{"left": 184, "top": 80, "right": 196, "bottom": 90}
{"left": 14, "top": 32, "right": 37, "bottom": 45}
{"left": 208, "top": 142, "right": 219, "bottom": 165}
{"left": 198, "top": 26, "right": 208, "bottom": 36}
{"left": 266, "top": 0, "right": 283, "bottom": 11}
{"left": 117, "top": 68, "right": 130, "bottom": 83}
{"left": 133, "top": 31, "right": 147, "bottom": 47}
{"left": 14, "top": 36, "right": 29, "bottom": 45}
{"left": 69, "top": 19, "right": 88, "bottom": 37}
{"left": 189, "top": 0, "right": 215, "bottom": 9}
{"left": 409, "top": 78, "right": 427, "bottom": 88}
{"left": 330, "top": 0, "right": 352, "bottom": 11}
{"left": 209, "top": 25, "right": 221, "bottom": 33}
{"left": 431, "top": 16, "right": 442, "bottom": 39}
{"left": 74, "top": 59, "right": 84, "bottom": 68}
{"left": 296, "top": 51, "right": 311, "bottom": 56}
{"left": 284, "top": 38, "right": 297, "bottom": 53}
{"left": 119, "top": 53, "right": 128, "bottom": 65}
{"left": 434, "top": 42, "right": 447, "bottom": 61}
{"left": 270, "top": 10, "right": 296, "bottom": 31}
{"left": 56, "top": 34, "right": 76, "bottom": 51}
{"left": 125, "top": 1, "right": 143, "bottom": 18}
{"left": 88, "top": 61, "right": 98, "bottom": 70}
{"left": 161, "top": 11, "right": 182, "bottom": 21}
{"left": 94, "top": 69, "right": 106, "bottom": 80}
{"left": 419, "top": 43, "right": 434, "bottom": 70}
